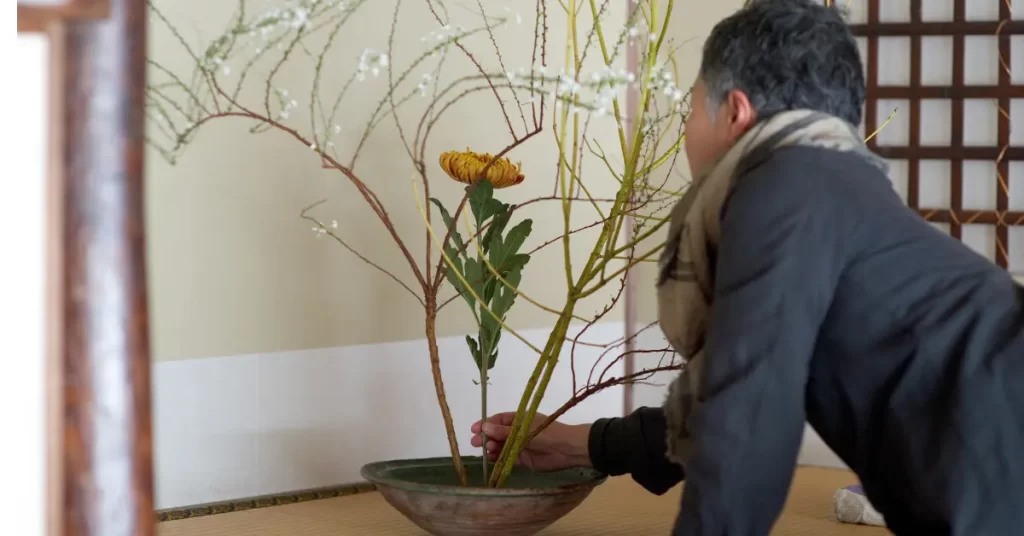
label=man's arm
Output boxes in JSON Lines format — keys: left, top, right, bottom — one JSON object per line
{"left": 589, "top": 406, "right": 684, "bottom": 495}
{"left": 673, "top": 150, "right": 847, "bottom": 535}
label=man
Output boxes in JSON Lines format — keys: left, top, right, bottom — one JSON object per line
{"left": 472, "top": 1, "right": 1024, "bottom": 534}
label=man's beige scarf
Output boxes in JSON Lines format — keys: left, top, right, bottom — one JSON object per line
{"left": 658, "top": 109, "right": 888, "bottom": 466}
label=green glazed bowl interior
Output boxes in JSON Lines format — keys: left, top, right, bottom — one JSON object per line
{"left": 361, "top": 456, "right": 606, "bottom": 497}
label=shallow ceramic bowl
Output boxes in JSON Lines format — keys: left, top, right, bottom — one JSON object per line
{"left": 360, "top": 456, "right": 606, "bottom": 536}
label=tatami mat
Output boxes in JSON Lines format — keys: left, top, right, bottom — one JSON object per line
{"left": 159, "top": 467, "right": 888, "bottom": 535}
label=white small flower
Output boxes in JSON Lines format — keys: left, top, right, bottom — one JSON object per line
{"left": 310, "top": 142, "right": 318, "bottom": 151}
{"left": 331, "top": 220, "right": 338, "bottom": 228}
{"left": 357, "top": 49, "right": 388, "bottom": 80}
{"left": 289, "top": 99, "right": 298, "bottom": 108}
{"left": 292, "top": 8, "right": 310, "bottom": 27}
{"left": 333, "top": 124, "right": 341, "bottom": 134}
{"left": 555, "top": 73, "right": 582, "bottom": 98}
{"left": 222, "top": 65, "right": 231, "bottom": 76}
{"left": 279, "top": 110, "right": 290, "bottom": 119}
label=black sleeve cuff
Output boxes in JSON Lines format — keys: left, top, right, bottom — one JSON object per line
{"left": 588, "top": 407, "right": 685, "bottom": 495}
{"left": 588, "top": 417, "right": 629, "bottom": 476}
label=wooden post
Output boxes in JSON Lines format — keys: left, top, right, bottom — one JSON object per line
{"left": 56, "top": 0, "right": 155, "bottom": 534}
{"left": 18, "top": 1, "right": 152, "bottom": 534}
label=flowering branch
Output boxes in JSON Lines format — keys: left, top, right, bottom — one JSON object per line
{"left": 150, "top": 0, "right": 697, "bottom": 490}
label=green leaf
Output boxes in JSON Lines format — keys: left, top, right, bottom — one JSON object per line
{"left": 490, "top": 268, "right": 523, "bottom": 319}
{"left": 466, "top": 335, "right": 482, "bottom": 368}
{"left": 443, "top": 255, "right": 471, "bottom": 309}
{"left": 481, "top": 207, "right": 513, "bottom": 254}
{"left": 463, "top": 258, "right": 487, "bottom": 310}
{"left": 481, "top": 255, "right": 527, "bottom": 311}
{"left": 489, "top": 219, "right": 533, "bottom": 274}
{"left": 502, "top": 219, "right": 533, "bottom": 256}
{"left": 429, "top": 198, "right": 466, "bottom": 254}
{"left": 467, "top": 182, "right": 506, "bottom": 227}
{"left": 478, "top": 316, "right": 500, "bottom": 370}
{"left": 482, "top": 277, "right": 499, "bottom": 305}
{"left": 500, "top": 254, "right": 530, "bottom": 279}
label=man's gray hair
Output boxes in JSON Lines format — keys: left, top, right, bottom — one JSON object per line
{"left": 700, "top": 0, "right": 864, "bottom": 126}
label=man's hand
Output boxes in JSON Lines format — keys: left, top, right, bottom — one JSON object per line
{"left": 470, "top": 412, "right": 592, "bottom": 472}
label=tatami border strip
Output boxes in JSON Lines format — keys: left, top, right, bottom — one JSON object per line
{"left": 156, "top": 482, "right": 378, "bottom": 522}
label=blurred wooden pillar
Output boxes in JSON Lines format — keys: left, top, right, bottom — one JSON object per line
{"left": 18, "top": 1, "right": 155, "bottom": 536}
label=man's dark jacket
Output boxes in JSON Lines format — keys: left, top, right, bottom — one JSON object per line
{"left": 588, "top": 145, "right": 1024, "bottom": 536}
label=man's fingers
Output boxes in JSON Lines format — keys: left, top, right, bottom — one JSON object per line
{"left": 471, "top": 433, "right": 508, "bottom": 450}
{"left": 471, "top": 411, "right": 549, "bottom": 442}
{"left": 491, "top": 412, "right": 519, "bottom": 426}
{"left": 481, "top": 422, "right": 512, "bottom": 441}
{"left": 471, "top": 412, "right": 516, "bottom": 435}
{"left": 470, "top": 436, "right": 504, "bottom": 460}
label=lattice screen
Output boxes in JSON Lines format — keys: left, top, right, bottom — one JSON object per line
{"left": 846, "top": 0, "right": 1024, "bottom": 275}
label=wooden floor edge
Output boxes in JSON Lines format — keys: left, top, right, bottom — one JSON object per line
{"left": 156, "top": 482, "right": 378, "bottom": 522}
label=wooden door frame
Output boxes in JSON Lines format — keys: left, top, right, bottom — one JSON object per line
{"left": 19, "top": 2, "right": 155, "bottom": 536}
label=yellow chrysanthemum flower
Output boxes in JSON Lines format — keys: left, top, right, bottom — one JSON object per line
{"left": 439, "top": 149, "right": 525, "bottom": 189}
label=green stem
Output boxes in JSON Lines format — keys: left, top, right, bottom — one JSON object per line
{"left": 480, "top": 356, "right": 489, "bottom": 483}
{"left": 479, "top": 330, "right": 490, "bottom": 483}
{"left": 488, "top": 308, "right": 575, "bottom": 486}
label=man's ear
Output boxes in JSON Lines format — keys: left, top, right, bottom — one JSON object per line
{"left": 725, "top": 89, "right": 757, "bottom": 138}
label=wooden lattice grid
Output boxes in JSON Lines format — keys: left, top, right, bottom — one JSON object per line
{"left": 848, "top": 0, "right": 1024, "bottom": 272}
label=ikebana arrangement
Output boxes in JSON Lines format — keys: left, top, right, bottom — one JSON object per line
{"left": 148, "top": 0, "right": 688, "bottom": 533}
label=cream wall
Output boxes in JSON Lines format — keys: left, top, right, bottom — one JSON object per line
{"left": 146, "top": 0, "right": 629, "bottom": 362}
